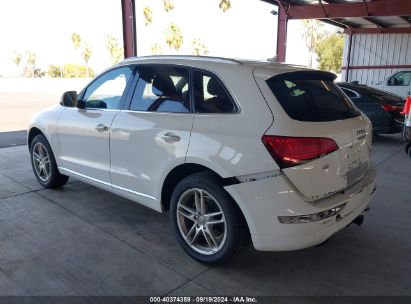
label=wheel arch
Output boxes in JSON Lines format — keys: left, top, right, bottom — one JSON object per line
{"left": 161, "top": 163, "right": 239, "bottom": 212}
{"left": 28, "top": 127, "right": 46, "bottom": 148}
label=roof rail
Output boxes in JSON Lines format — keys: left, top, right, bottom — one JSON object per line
{"left": 122, "top": 55, "right": 242, "bottom": 65}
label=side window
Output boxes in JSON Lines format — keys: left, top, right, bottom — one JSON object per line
{"left": 193, "top": 70, "right": 238, "bottom": 113}
{"left": 388, "top": 71, "right": 411, "bottom": 86}
{"left": 82, "top": 66, "right": 134, "bottom": 109}
{"left": 129, "top": 65, "right": 190, "bottom": 113}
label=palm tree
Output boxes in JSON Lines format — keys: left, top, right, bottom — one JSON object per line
{"left": 70, "top": 33, "right": 94, "bottom": 77}
{"left": 12, "top": 52, "right": 22, "bottom": 77}
{"left": 81, "top": 45, "right": 92, "bottom": 78}
{"left": 192, "top": 39, "right": 209, "bottom": 56}
{"left": 71, "top": 33, "right": 81, "bottom": 49}
{"left": 163, "top": 0, "right": 174, "bottom": 12}
{"left": 151, "top": 43, "right": 163, "bottom": 55}
{"left": 26, "top": 51, "right": 37, "bottom": 78}
{"left": 219, "top": 0, "right": 231, "bottom": 12}
{"left": 302, "top": 20, "right": 323, "bottom": 68}
{"left": 105, "top": 34, "right": 124, "bottom": 65}
{"left": 165, "top": 23, "right": 183, "bottom": 51}
{"left": 143, "top": 7, "right": 153, "bottom": 26}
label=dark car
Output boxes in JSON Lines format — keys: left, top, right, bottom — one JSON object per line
{"left": 338, "top": 82, "right": 405, "bottom": 134}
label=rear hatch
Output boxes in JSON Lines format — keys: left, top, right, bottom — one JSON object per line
{"left": 254, "top": 69, "right": 373, "bottom": 201}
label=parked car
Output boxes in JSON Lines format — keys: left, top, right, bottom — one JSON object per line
{"left": 28, "top": 56, "right": 376, "bottom": 265}
{"left": 338, "top": 82, "right": 405, "bottom": 134}
{"left": 371, "top": 70, "right": 411, "bottom": 99}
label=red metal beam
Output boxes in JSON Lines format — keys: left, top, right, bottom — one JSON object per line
{"left": 285, "top": 0, "right": 411, "bottom": 19}
{"left": 348, "top": 27, "right": 411, "bottom": 34}
{"left": 121, "top": 0, "right": 137, "bottom": 58}
{"left": 320, "top": 19, "right": 350, "bottom": 29}
{"left": 276, "top": 5, "right": 288, "bottom": 62}
{"left": 341, "top": 64, "right": 411, "bottom": 70}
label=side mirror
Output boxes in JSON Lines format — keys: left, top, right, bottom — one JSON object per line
{"left": 60, "top": 91, "right": 78, "bottom": 107}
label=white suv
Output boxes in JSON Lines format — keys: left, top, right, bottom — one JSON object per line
{"left": 28, "top": 56, "right": 376, "bottom": 265}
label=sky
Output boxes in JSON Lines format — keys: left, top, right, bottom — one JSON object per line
{"left": 0, "top": 0, "right": 338, "bottom": 77}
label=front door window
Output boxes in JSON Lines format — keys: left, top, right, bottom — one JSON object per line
{"left": 82, "top": 66, "right": 134, "bottom": 109}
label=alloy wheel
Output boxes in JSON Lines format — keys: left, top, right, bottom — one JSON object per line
{"left": 176, "top": 188, "right": 227, "bottom": 255}
{"left": 32, "top": 142, "right": 51, "bottom": 182}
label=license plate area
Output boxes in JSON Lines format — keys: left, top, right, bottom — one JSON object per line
{"left": 347, "top": 160, "right": 368, "bottom": 188}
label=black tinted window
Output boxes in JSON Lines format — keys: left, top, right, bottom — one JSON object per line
{"left": 83, "top": 67, "right": 133, "bottom": 109}
{"left": 267, "top": 72, "right": 360, "bottom": 122}
{"left": 193, "top": 70, "right": 238, "bottom": 113}
{"left": 130, "top": 66, "right": 190, "bottom": 113}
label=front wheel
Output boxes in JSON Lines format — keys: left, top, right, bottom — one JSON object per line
{"left": 30, "top": 134, "right": 69, "bottom": 188}
{"left": 170, "top": 173, "right": 249, "bottom": 266}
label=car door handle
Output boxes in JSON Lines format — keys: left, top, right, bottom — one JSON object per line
{"left": 161, "top": 132, "right": 181, "bottom": 143}
{"left": 95, "top": 123, "right": 109, "bottom": 132}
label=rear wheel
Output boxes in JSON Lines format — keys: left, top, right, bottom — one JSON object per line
{"left": 30, "top": 134, "right": 69, "bottom": 188}
{"left": 170, "top": 173, "right": 249, "bottom": 266}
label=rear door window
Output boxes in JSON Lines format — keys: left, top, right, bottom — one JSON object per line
{"left": 267, "top": 71, "right": 360, "bottom": 122}
{"left": 193, "top": 70, "right": 238, "bottom": 113}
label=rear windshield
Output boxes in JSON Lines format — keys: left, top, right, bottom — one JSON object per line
{"left": 267, "top": 71, "right": 360, "bottom": 122}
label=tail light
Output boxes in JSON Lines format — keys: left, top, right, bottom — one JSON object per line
{"left": 262, "top": 135, "right": 339, "bottom": 169}
{"left": 381, "top": 104, "right": 403, "bottom": 112}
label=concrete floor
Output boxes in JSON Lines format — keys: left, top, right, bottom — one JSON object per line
{"left": 0, "top": 134, "right": 410, "bottom": 296}
{"left": 0, "top": 93, "right": 58, "bottom": 132}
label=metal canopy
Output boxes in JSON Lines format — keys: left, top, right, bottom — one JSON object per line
{"left": 120, "top": 0, "right": 411, "bottom": 60}
{"left": 263, "top": 0, "right": 411, "bottom": 34}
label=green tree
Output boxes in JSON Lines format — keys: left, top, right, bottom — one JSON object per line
{"left": 34, "top": 68, "right": 46, "bottom": 78}
{"left": 192, "top": 38, "right": 209, "bottom": 56}
{"left": 164, "top": 0, "right": 174, "bottom": 12}
{"left": 219, "top": 0, "right": 231, "bottom": 12}
{"left": 81, "top": 44, "right": 92, "bottom": 78}
{"left": 105, "top": 34, "right": 124, "bottom": 65}
{"left": 151, "top": 43, "right": 163, "bottom": 55}
{"left": 144, "top": 7, "right": 153, "bottom": 26}
{"left": 48, "top": 65, "right": 61, "bottom": 78}
{"left": 70, "top": 33, "right": 93, "bottom": 77}
{"left": 165, "top": 23, "right": 183, "bottom": 51}
{"left": 62, "top": 64, "right": 95, "bottom": 78}
{"left": 71, "top": 33, "right": 81, "bottom": 49}
{"left": 314, "top": 33, "right": 344, "bottom": 73}
{"left": 25, "top": 51, "right": 37, "bottom": 78}
{"left": 302, "top": 20, "right": 323, "bottom": 68}
{"left": 12, "top": 51, "right": 22, "bottom": 77}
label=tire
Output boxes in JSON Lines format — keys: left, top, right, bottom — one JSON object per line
{"left": 405, "top": 143, "right": 411, "bottom": 157}
{"left": 170, "top": 172, "right": 250, "bottom": 266}
{"left": 30, "top": 134, "right": 69, "bottom": 188}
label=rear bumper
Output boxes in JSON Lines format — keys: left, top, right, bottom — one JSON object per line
{"left": 224, "top": 164, "right": 376, "bottom": 251}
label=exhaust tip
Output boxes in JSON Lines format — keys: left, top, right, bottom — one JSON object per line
{"left": 352, "top": 214, "right": 364, "bottom": 226}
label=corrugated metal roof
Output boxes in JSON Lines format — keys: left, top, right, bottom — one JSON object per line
{"left": 263, "top": 0, "right": 411, "bottom": 32}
